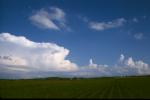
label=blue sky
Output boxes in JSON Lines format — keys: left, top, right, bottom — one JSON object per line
{"left": 0, "top": 0, "right": 150, "bottom": 78}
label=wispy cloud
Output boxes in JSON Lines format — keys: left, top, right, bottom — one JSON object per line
{"left": 134, "top": 33, "right": 144, "bottom": 40}
{"left": 78, "top": 16, "right": 89, "bottom": 23}
{"left": 132, "top": 17, "right": 138, "bottom": 23}
{"left": 30, "top": 7, "right": 69, "bottom": 31}
{"left": 89, "top": 18, "right": 126, "bottom": 31}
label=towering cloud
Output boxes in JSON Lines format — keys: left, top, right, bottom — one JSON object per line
{"left": 77, "top": 54, "right": 150, "bottom": 77}
{"left": 0, "top": 33, "right": 149, "bottom": 79}
{"left": 124, "top": 57, "right": 149, "bottom": 75}
{"left": 89, "top": 59, "right": 98, "bottom": 68}
{"left": 0, "top": 33, "right": 78, "bottom": 75}
{"left": 119, "top": 54, "right": 125, "bottom": 63}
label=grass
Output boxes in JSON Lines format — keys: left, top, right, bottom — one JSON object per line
{"left": 0, "top": 76, "right": 150, "bottom": 99}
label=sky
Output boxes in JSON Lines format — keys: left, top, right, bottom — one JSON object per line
{"left": 0, "top": 0, "right": 150, "bottom": 79}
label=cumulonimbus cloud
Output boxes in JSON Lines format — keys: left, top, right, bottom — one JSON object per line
{"left": 0, "top": 33, "right": 149, "bottom": 79}
{"left": 0, "top": 33, "right": 78, "bottom": 75}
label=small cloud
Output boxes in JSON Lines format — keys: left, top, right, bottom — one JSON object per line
{"left": 134, "top": 33, "right": 144, "bottom": 40}
{"left": 119, "top": 54, "right": 125, "bottom": 63}
{"left": 78, "top": 15, "right": 89, "bottom": 22}
{"left": 89, "top": 59, "right": 98, "bottom": 69}
{"left": 89, "top": 18, "right": 126, "bottom": 31}
{"left": 142, "top": 16, "right": 146, "bottom": 19}
{"left": 29, "top": 7, "right": 70, "bottom": 31}
{"left": 133, "top": 18, "right": 138, "bottom": 23}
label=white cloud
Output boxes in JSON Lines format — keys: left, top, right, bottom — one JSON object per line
{"left": 0, "top": 33, "right": 78, "bottom": 76}
{"left": 125, "top": 57, "right": 135, "bottom": 67}
{"left": 30, "top": 7, "right": 69, "bottom": 30}
{"left": 30, "top": 9, "right": 59, "bottom": 30}
{"left": 89, "top": 59, "right": 98, "bottom": 69}
{"left": 117, "top": 54, "right": 150, "bottom": 75}
{"left": 134, "top": 33, "right": 144, "bottom": 40}
{"left": 0, "top": 55, "right": 27, "bottom": 66}
{"left": 143, "top": 16, "right": 146, "bottom": 19}
{"left": 124, "top": 57, "right": 149, "bottom": 75}
{"left": 133, "top": 18, "right": 138, "bottom": 23}
{"left": 49, "top": 7, "right": 66, "bottom": 22}
{"left": 77, "top": 54, "right": 150, "bottom": 77}
{"left": 89, "top": 18, "right": 126, "bottom": 31}
{"left": 0, "top": 33, "right": 149, "bottom": 79}
{"left": 78, "top": 16, "right": 89, "bottom": 22}
{"left": 119, "top": 54, "right": 125, "bottom": 63}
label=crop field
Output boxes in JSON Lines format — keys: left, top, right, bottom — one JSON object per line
{"left": 0, "top": 76, "right": 150, "bottom": 99}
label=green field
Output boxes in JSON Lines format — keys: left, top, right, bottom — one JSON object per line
{"left": 0, "top": 76, "right": 150, "bottom": 99}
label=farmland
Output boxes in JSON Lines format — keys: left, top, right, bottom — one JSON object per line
{"left": 0, "top": 76, "right": 150, "bottom": 99}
